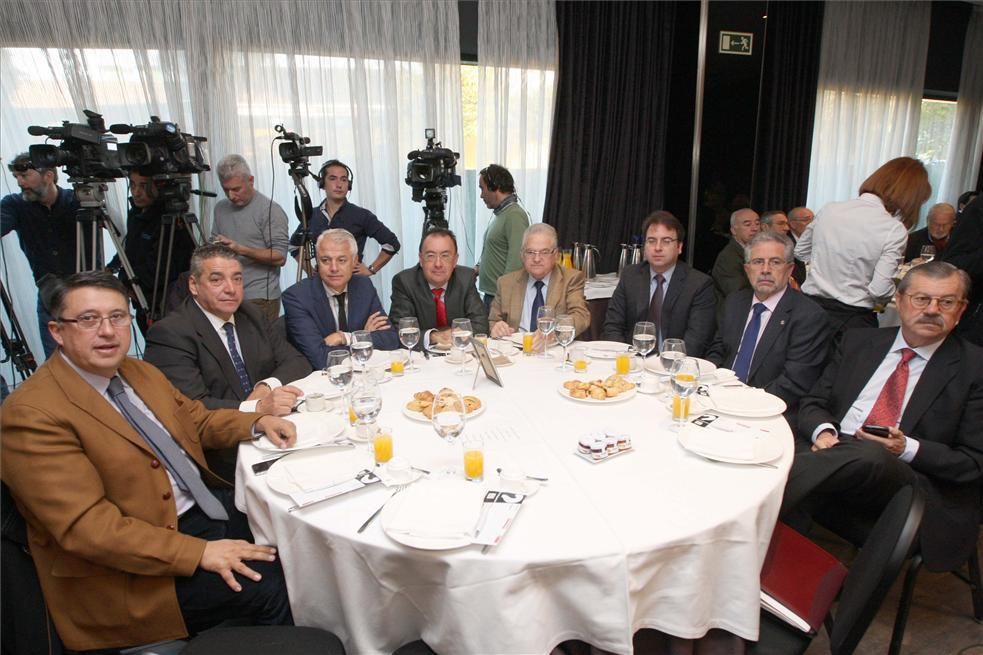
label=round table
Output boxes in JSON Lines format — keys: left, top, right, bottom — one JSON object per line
{"left": 235, "top": 344, "right": 793, "bottom": 655}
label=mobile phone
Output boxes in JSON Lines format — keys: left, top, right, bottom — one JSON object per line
{"left": 861, "top": 424, "right": 891, "bottom": 437}
{"left": 251, "top": 457, "right": 283, "bottom": 475}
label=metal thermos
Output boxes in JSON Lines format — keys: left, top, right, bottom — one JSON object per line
{"left": 580, "top": 244, "right": 600, "bottom": 279}
{"left": 618, "top": 244, "right": 631, "bottom": 275}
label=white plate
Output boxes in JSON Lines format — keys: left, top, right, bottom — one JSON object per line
{"left": 705, "top": 388, "right": 787, "bottom": 418}
{"left": 583, "top": 341, "right": 630, "bottom": 359}
{"left": 401, "top": 401, "right": 486, "bottom": 423}
{"left": 495, "top": 477, "right": 540, "bottom": 496}
{"left": 380, "top": 479, "right": 483, "bottom": 550}
{"left": 267, "top": 447, "right": 374, "bottom": 495}
{"left": 645, "top": 356, "right": 717, "bottom": 377}
{"left": 254, "top": 412, "right": 347, "bottom": 452}
{"left": 678, "top": 427, "right": 783, "bottom": 465}
{"left": 556, "top": 382, "right": 637, "bottom": 404}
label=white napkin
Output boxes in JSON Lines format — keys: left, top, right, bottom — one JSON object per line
{"left": 684, "top": 427, "right": 757, "bottom": 461}
{"left": 267, "top": 413, "right": 346, "bottom": 450}
{"left": 386, "top": 480, "right": 484, "bottom": 539}
{"left": 710, "top": 387, "right": 773, "bottom": 411}
{"left": 289, "top": 371, "right": 342, "bottom": 398}
{"left": 277, "top": 447, "right": 371, "bottom": 493}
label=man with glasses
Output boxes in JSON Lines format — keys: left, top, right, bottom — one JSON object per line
{"left": 488, "top": 223, "right": 589, "bottom": 338}
{"left": 389, "top": 228, "right": 487, "bottom": 350}
{"left": 705, "top": 232, "right": 829, "bottom": 416}
{"left": 0, "top": 271, "right": 305, "bottom": 652}
{"left": 603, "top": 211, "right": 716, "bottom": 356}
{"left": 0, "top": 152, "right": 82, "bottom": 358}
{"left": 781, "top": 261, "right": 983, "bottom": 573}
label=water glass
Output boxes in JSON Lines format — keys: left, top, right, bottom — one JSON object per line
{"left": 398, "top": 317, "right": 421, "bottom": 372}
{"left": 351, "top": 330, "right": 373, "bottom": 372}
{"left": 451, "top": 318, "right": 473, "bottom": 376}
{"left": 554, "top": 314, "right": 576, "bottom": 370}
{"left": 632, "top": 321, "right": 656, "bottom": 381}
{"left": 536, "top": 306, "right": 556, "bottom": 358}
{"left": 660, "top": 338, "right": 687, "bottom": 374}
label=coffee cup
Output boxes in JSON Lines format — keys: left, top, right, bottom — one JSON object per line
{"left": 639, "top": 376, "right": 660, "bottom": 394}
{"left": 499, "top": 467, "right": 526, "bottom": 493}
{"left": 305, "top": 392, "right": 326, "bottom": 412}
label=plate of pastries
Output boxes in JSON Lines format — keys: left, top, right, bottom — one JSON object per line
{"left": 558, "top": 375, "right": 636, "bottom": 404}
{"left": 402, "top": 388, "right": 485, "bottom": 422}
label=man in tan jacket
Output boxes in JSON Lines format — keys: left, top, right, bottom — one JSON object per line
{"left": 1, "top": 271, "right": 302, "bottom": 651}
{"left": 489, "top": 223, "right": 590, "bottom": 339}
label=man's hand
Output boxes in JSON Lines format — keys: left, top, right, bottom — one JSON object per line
{"left": 355, "top": 262, "right": 373, "bottom": 276}
{"left": 490, "top": 321, "right": 514, "bottom": 339}
{"left": 362, "top": 311, "right": 390, "bottom": 333}
{"left": 429, "top": 328, "right": 452, "bottom": 348}
{"left": 245, "top": 383, "right": 272, "bottom": 402}
{"left": 256, "top": 385, "right": 303, "bottom": 416}
{"left": 200, "top": 539, "right": 277, "bottom": 592}
{"left": 323, "top": 331, "right": 347, "bottom": 347}
{"left": 213, "top": 234, "right": 240, "bottom": 254}
{"left": 254, "top": 415, "right": 297, "bottom": 448}
{"left": 812, "top": 429, "right": 840, "bottom": 451}
{"left": 856, "top": 425, "right": 907, "bottom": 456}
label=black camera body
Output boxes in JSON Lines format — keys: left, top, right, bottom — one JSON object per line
{"left": 111, "top": 116, "right": 209, "bottom": 178}
{"left": 405, "top": 128, "right": 461, "bottom": 202}
{"left": 28, "top": 110, "right": 149, "bottom": 181}
{"left": 275, "top": 124, "right": 323, "bottom": 165}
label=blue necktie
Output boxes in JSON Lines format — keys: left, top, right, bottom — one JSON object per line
{"left": 530, "top": 280, "right": 545, "bottom": 331}
{"left": 107, "top": 376, "right": 228, "bottom": 520}
{"left": 733, "top": 303, "right": 767, "bottom": 384}
{"left": 223, "top": 322, "right": 253, "bottom": 395}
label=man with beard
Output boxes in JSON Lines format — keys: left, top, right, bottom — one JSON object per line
{"left": 1, "top": 152, "right": 82, "bottom": 357}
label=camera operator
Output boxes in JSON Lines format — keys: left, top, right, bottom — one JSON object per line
{"left": 1, "top": 152, "right": 82, "bottom": 358}
{"left": 109, "top": 170, "right": 195, "bottom": 335}
{"left": 289, "top": 159, "right": 400, "bottom": 277}
{"left": 212, "top": 155, "right": 289, "bottom": 323}
{"left": 477, "top": 164, "right": 530, "bottom": 310}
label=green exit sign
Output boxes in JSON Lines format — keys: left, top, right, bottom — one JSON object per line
{"left": 719, "top": 31, "right": 753, "bottom": 55}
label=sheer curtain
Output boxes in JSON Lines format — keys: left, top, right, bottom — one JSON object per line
{"left": 805, "top": 1, "right": 931, "bottom": 212}
{"left": 938, "top": 6, "right": 983, "bottom": 207}
{"left": 0, "top": 0, "right": 462, "bottom": 364}
{"left": 472, "top": 0, "right": 557, "bottom": 264}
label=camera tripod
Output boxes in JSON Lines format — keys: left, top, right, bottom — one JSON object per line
{"left": 0, "top": 280, "right": 37, "bottom": 382}
{"left": 287, "top": 159, "right": 318, "bottom": 281}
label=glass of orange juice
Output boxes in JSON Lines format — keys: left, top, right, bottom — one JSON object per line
{"left": 572, "top": 345, "right": 589, "bottom": 373}
{"left": 670, "top": 358, "right": 700, "bottom": 425}
{"left": 462, "top": 433, "right": 484, "bottom": 481}
{"left": 615, "top": 352, "right": 632, "bottom": 376}
{"left": 522, "top": 330, "right": 535, "bottom": 356}
{"left": 373, "top": 426, "right": 393, "bottom": 464}
{"left": 390, "top": 351, "right": 407, "bottom": 377}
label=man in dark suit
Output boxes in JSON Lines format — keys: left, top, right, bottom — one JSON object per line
{"left": 904, "top": 202, "right": 956, "bottom": 262}
{"left": 389, "top": 228, "right": 488, "bottom": 349}
{"left": 941, "top": 194, "right": 983, "bottom": 345}
{"left": 283, "top": 228, "right": 399, "bottom": 369}
{"left": 781, "top": 261, "right": 983, "bottom": 572}
{"left": 1, "top": 271, "right": 304, "bottom": 652}
{"left": 602, "top": 211, "right": 716, "bottom": 357}
{"left": 705, "top": 232, "right": 830, "bottom": 413}
{"left": 711, "top": 208, "right": 760, "bottom": 304}
{"left": 145, "top": 244, "right": 311, "bottom": 416}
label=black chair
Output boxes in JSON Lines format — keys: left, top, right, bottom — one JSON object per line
{"left": 179, "top": 626, "right": 345, "bottom": 655}
{"left": 750, "top": 485, "right": 925, "bottom": 655}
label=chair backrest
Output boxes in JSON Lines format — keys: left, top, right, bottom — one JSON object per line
{"left": 829, "top": 485, "right": 925, "bottom": 655}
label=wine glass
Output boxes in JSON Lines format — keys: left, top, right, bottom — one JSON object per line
{"left": 350, "top": 382, "right": 382, "bottom": 442}
{"left": 554, "top": 314, "right": 576, "bottom": 371}
{"left": 326, "top": 350, "right": 354, "bottom": 414}
{"left": 632, "top": 321, "right": 656, "bottom": 382}
{"left": 670, "top": 357, "right": 700, "bottom": 427}
{"left": 398, "top": 317, "right": 421, "bottom": 373}
{"left": 920, "top": 244, "right": 936, "bottom": 263}
{"left": 660, "top": 338, "right": 686, "bottom": 374}
{"left": 351, "top": 330, "right": 373, "bottom": 373}
{"left": 451, "top": 318, "right": 473, "bottom": 376}
{"left": 431, "top": 390, "right": 466, "bottom": 477}
{"left": 536, "top": 305, "right": 556, "bottom": 358}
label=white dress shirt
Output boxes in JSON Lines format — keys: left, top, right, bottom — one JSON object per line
{"left": 739, "top": 286, "right": 788, "bottom": 355}
{"left": 195, "top": 301, "right": 281, "bottom": 412}
{"left": 812, "top": 331, "right": 945, "bottom": 462}
{"left": 519, "top": 272, "right": 552, "bottom": 332}
{"left": 425, "top": 282, "right": 450, "bottom": 349}
{"left": 796, "top": 193, "right": 908, "bottom": 308}
{"left": 321, "top": 281, "right": 353, "bottom": 345}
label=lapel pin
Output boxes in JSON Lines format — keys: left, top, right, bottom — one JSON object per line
{"left": 780, "top": 320, "right": 786, "bottom": 326}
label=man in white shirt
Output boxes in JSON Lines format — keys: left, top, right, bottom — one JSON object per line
{"left": 781, "top": 262, "right": 983, "bottom": 572}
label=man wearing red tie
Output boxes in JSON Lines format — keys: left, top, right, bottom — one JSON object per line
{"left": 781, "top": 261, "right": 983, "bottom": 572}
{"left": 388, "top": 228, "right": 488, "bottom": 350}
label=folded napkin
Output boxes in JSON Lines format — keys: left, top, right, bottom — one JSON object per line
{"left": 289, "top": 371, "right": 343, "bottom": 399}
{"left": 684, "top": 427, "right": 757, "bottom": 461}
{"left": 278, "top": 448, "right": 370, "bottom": 493}
{"left": 271, "top": 413, "right": 346, "bottom": 450}
{"left": 385, "top": 480, "right": 483, "bottom": 539}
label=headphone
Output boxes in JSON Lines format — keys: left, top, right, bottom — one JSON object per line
{"left": 479, "top": 164, "right": 514, "bottom": 193}
{"left": 318, "top": 159, "right": 353, "bottom": 192}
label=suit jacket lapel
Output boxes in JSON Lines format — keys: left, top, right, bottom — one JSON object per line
{"left": 415, "top": 267, "right": 439, "bottom": 328}
{"left": 311, "top": 278, "right": 338, "bottom": 335}
{"left": 662, "top": 263, "right": 688, "bottom": 316}
{"left": 749, "top": 290, "right": 791, "bottom": 377}
{"left": 899, "top": 335, "right": 959, "bottom": 433}
{"left": 512, "top": 272, "right": 529, "bottom": 327}
{"left": 234, "top": 309, "right": 264, "bottom": 389}
{"left": 189, "top": 302, "right": 246, "bottom": 400}
{"left": 837, "top": 329, "right": 897, "bottom": 422}
{"left": 545, "top": 266, "right": 565, "bottom": 308}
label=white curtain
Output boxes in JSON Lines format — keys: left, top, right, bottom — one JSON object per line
{"left": 472, "top": 0, "right": 557, "bottom": 264}
{"left": 938, "top": 6, "right": 983, "bottom": 208}
{"left": 806, "top": 1, "right": 931, "bottom": 213}
{"left": 0, "top": 0, "right": 462, "bottom": 364}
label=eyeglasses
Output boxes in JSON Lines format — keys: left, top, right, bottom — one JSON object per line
{"left": 58, "top": 312, "right": 132, "bottom": 330}
{"left": 645, "top": 237, "right": 679, "bottom": 247}
{"left": 422, "top": 252, "right": 455, "bottom": 263}
{"left": 902, "top": 293, "right": 966, "bottom": 312}
{"left": 748, "top": 257, "right": 790, "bottom": 268}
{"left": 522, "top": 248, "right": 556, "bottom": 259}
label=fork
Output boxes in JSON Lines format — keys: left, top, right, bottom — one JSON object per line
{"left": 356, "top": 484, "right": 407, "bottom": 533}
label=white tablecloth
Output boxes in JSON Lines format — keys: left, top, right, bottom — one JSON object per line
{"left": 585, "top": 272, "right": 619, "bottom": 301}
{"left": 236, "top": 346, "right": 793, "bottom": 655}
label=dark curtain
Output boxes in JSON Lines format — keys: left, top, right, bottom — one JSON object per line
{"left": 750, "top": 1, "right": 824, "bottom": 212}
{"left": 542, "top": 1, "right": 677, "bottom": 272}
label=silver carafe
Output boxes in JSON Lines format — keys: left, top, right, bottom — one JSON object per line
{"left": 581, "top": 244, "right": 600, "bottom": 279}
{"left": 617, "top": 244, "right": 631, "bottom": 275}
{"left": 572, "top": 242, "right": 584, "bottom": 270}
{"left": 630, "top": 243, "right": 643, "bottom": 266}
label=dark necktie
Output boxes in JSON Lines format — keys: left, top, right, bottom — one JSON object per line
{"left": 733, "top": 302, "right": 767, "bottom": 383}
{"left": 433, "top": 288, "right": 448, "bottom": 328}
{"left": 648, "top": 273, "right": 665, "bottom": 339}
{"left": 864, "top": 348, "right": 917, "bottom": 427}
{"left": 222, "top": 322, "right": 252, "bottom": 395}
{"left": 107, "top": 376, "right": 228, "bottom": 520}
{"left": 336, "top": 291, "right": 348, "bottom": 332}
{"left": 530, "top": 280, "right": 545, "bottom": 331}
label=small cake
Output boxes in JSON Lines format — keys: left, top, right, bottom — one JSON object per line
{"left": 605, "top": 436, "right": 618, "bottom": 455}
{"left": 591, "top": 441, "right": 606, "bottom": 460}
